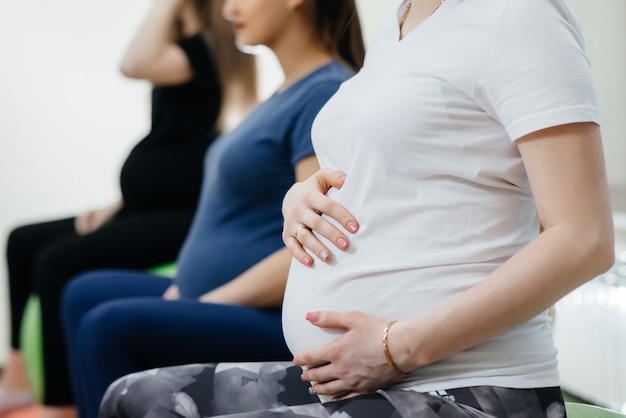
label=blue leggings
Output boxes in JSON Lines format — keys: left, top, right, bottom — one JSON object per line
{"left": 61, "top": 270, "right": 291, "bottom": 418}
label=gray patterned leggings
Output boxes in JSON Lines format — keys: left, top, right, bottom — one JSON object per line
{"left": 99, "top": 362, "right": 566, "bottom": 418}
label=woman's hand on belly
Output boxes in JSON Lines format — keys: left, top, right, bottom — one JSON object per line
{"left": 293, "top": 310, "right": 406, "bottom": 400}
{"left": 282, "top": 169, "right": 359, "bottom": 266}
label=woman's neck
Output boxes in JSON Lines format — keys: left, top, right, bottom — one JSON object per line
{"left": 271, "top": 30, "right": 335, "bottom": 93}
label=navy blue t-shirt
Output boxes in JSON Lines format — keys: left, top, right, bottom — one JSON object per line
{"left": 174, "top": 61, "right": 354, "bottom": 298}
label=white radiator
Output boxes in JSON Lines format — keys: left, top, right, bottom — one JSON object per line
{"left": 554, "top": 214, "right": 626, "bottom": 413}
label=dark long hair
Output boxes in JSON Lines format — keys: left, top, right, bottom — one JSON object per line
{"left": 191, "top": 0, "right": 258, "bottom": 130}
{"left": 313, "top": 0, "right": 366, "bottom": 72}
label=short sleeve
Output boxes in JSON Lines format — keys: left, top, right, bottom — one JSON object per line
{"left": 177, "top": 34, "right": 219, "bottom": 85}
{"left": 289, "top": 80, "right": 343, "bottom": 166}
{"left": 474, "top": 0, "right": 600, "bottom": 141}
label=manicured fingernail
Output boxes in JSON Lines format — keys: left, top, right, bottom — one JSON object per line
{"left": 301, "top": 256, "right": 312, "bottom": 266}
{"left": 319, "top": 250, "right": 328, "bottom": 261}
{"left": 347, "top": 222, "right": 358, "bottom": 233}
{"left": 337, "top": 237, "right": 348, "bottom": 250}
{"left": 306, "top": 311, "right": 320, "bottom": 322}
{"left": 338, "top": 175, "right": 346, "bottom": 183}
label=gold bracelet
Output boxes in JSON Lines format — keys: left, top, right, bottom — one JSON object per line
{"left": 382, "top": 320, "right": 410, "bottom": 377}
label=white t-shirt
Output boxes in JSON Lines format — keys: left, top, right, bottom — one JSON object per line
{"left": 282, "top": 0, "right": 599, "bottom": 392}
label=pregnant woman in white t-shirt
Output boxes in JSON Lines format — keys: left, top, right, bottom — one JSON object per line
{"left": 96, "top": 0, "right": 614, "bottom": 417}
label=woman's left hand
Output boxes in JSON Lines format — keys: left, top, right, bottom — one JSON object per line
{"left": 293, "top": 311, "right": 407, "bottom": 400}
{"left": 282, "top": 169, "right": 358, "bottom": 266}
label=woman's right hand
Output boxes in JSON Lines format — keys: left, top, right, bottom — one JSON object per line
{"left": 74, "top": 200, "right": 123, "bottom": 235}
{"left": 282, "top": 169, "right": 358, "bottom": 266}
{"left": 162, "top": 284, "right": 180, "bottom": 300}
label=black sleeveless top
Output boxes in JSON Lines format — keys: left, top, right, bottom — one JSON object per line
{"left": 119, "top": 34, "right": 221, "bottom": 214}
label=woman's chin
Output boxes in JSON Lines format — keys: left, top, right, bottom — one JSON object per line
{"left": 235, "top": 39, "right": 270, "bottom": 55}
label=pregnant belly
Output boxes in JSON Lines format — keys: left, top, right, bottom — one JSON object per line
{"left": 282, "top": 259, "right": 348, "bottom": 356}
{"left": 282, "top": 250, "right": 475, "bottom": 358}
{"left": 281, "top": 251, "right": 410, "bottom": 356}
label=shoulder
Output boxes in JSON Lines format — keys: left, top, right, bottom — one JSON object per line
{"left": 306, "top": 62, "right": 354, "bottom": 88}
{"left": 295, "top": 62, "right": 354, "bottom": 101}
{"left": 471, "top": 0, "right": 588, "bottom": 75}
{"left": 495, "top": 0, "right": 584, "bottom": 44}
{"left": 451, "top": 0, "right": 584, "bottom": 42}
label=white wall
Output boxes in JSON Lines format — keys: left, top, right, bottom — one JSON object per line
{"left": 0, "top": 0, "right": 154, "bottom": 364}
{"left": 0, "top": 1, "right": 625, "bottom": 366}
{"left": 355, "top": 0, "right": 395, "bottom": 43}
{"left": 567, "top": 0, "right": 626, "bottom": 191}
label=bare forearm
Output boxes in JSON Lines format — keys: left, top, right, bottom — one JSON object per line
{"left": 395, "top": 221, "right": 614, "bottom": 371}
{"left": 120, "top": 0, "right": 181, "bottom": 77}
{"left": 199, "top": 248, "right": 292, "bottom": 308}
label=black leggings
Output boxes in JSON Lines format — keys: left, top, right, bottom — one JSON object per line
{"left": 6, "top": 210, "right": 193, "bottom": 406}
{"left": 100, "top": 362, "right": 567, "bottom": 418}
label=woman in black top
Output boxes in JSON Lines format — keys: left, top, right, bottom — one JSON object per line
{"left": 0, "top": 1, "right": 256, "bottom": 417}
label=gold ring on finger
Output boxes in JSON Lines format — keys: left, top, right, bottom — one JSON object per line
{"left": 294, "top": 226, "right": 309, "bottom": 239}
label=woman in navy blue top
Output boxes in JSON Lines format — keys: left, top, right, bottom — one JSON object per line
{"left": 61, "top": 1, "right": 365, "bottom": 417}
